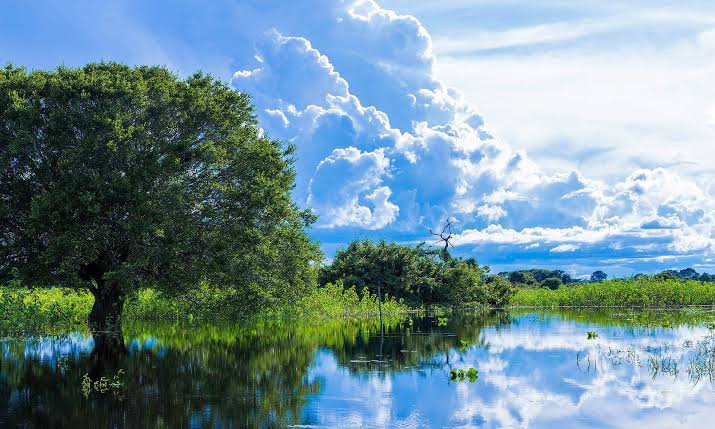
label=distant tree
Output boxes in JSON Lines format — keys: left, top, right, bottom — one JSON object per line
{"left": 699, "top": 273, "right": 714, "bottom": 282}
{"left": 524, "top": 269, "right": 573, "bottom": 284}
{"left": 320, "top": 239, "right": 515, "bottom": 306}
{"left": 590, "top": 271, "right": 608, "bottom": 282}
{"left": 655, "top": 270, "right": 678, "bottom": 281}
{"left": 540, "top": 277, "right": 563, "bottom": 290}
{"left": 508, "top": 271, "right": 537, "bottom": 286}
{"left": 678, "top": 268, "right": 699, "bottom": 280}
{"left": 0, "top": 64, "right": 320, "bottom": 338}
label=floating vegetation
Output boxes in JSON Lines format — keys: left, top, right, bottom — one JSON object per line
{"left": 579, "top": 332, "right": 715, "bottom": 386}
{"left": 686, "top": 334, "right": 715, "bottom": 384}
{"left": 81, "top": 369, "right": 125, "bottom": 399}
{"left": 587, "top": 331, "right": 599, "bottom": 339}
{"left": 437, "top": 317, "right": 448, "bottom": 327}
{"left": 450, "top": 367, "right": 478, "bottom": 382}
{"left": 648, "top": 356, "right": 678, "bottom": 379}
{"left": 458, "top": 339, "right": 469, "bottom": 351}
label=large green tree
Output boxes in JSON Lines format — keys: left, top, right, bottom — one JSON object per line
{"left": 0, "top": 63, "right": 320, "bottom": 333}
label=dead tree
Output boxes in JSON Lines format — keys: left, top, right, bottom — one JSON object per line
{"left": 430, "top": 220, "right": 455, "bottom": 261}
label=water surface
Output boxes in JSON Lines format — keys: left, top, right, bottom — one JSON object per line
{"left": 2, "top": 310, "right": 715, "bottom": 428}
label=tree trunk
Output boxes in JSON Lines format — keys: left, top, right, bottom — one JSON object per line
{"left": 89, "top": 282, "right": 125, "bottom": 332}
{"left": 88, "top": 281, "right": 126, "bottom": 357}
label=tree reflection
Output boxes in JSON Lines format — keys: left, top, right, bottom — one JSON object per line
{"left": 0, "top": 313, "right": 509, "bottom": 428}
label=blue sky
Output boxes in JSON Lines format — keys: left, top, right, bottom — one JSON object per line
{"left": 2, "top": 0, "right": 714, "bottom": 277}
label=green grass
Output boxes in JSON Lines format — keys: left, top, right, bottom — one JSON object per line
{"left": 511, "top": 278, "right": 715, "bottom": 308}
{"left": 0, "top": 287, "right": 93, "bottom": 334}
{"left": 123, "top": 281, "right": 408, "bottom": 320}
{"left": 0, "top": 282, "right": 408, "bottom": 335}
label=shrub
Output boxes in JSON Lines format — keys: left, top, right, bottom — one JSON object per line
{"left": 540, "top": 277, "right": 563, "bottom": 290}
{"left": 320, "top": 239, "right": 515, "bottom": 306}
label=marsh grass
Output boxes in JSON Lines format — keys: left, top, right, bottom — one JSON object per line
{"left": 0, "top": 282, "right": 409, "bottom": 335}
{"left": 0, "top": 286, "right": 92, "bottom": 335}
{"left": 511, "top": 278, "right": 715, "bottom": 308}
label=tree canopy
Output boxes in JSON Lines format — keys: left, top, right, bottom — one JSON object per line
{"left": 0, "top": 63, "right": 320, "bottom": 329}
{"left": 320, "top": 239, "right": 514, "bottom": 307}
{"left": 590, "top": 270, "right": 607, "bottom": 282}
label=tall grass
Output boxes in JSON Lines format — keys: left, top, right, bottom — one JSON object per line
{"left": 511, "top": 278, "right": 715, "bottom": 308}
{"left": 281, "top": 281, "right": 408, "bottom": 318}
{"left": 0, "top": 282, "right": 408, "bottom": 334}
{"left": 0, "top": 287, "right": 93, "bottom": 334}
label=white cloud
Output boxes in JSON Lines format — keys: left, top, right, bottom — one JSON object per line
{"left": 551, "top": 244, "right": 580, "bottom": 253}
{"left": 707, "top": 105, "right": 715, "bottom": 127}
{"left": 230, "top": 0, "right": 715, "bottom": 273}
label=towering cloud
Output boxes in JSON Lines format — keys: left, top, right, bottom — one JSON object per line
{"left": 231, "top": 0, "right": 714, "bottom": 275}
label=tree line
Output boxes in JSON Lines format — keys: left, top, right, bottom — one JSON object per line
{"left": 500, "top": 267, "right": 715, "bottom": 290}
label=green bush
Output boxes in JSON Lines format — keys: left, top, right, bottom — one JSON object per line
{"left": 540, "top": 277, "right": 563, "bottom": 290}
{"left": 320, "top": 239, "right": 515, "bottom": 306}
{"left": 283, "top": 281, "right": 408, "bottom": 319}
{"left": 0, "top": 286, "right": 93, "bottom": 334}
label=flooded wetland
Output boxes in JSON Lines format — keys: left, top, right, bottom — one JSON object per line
{"left": 2, "top": 309, "right": 715, "bottom": 428}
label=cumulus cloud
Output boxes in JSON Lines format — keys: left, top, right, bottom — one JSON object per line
{"left": 551, "top": 244, "right": 580, "bottom": 253}
{"left": 230, "top": 0, "right": 715, "bottom": 274}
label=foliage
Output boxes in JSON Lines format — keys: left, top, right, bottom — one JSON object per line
{"left": 483, "top": 275, "right": 516, "bottom": 307}
{"left": 0, "top": 282, "right": 408, "bottom": 335}
{"left": 82, "top": 369, "right": 125, "bottom": 399}
{"left": 0, "top": 285, "right": 93, "bottom": 334}
{"left": 511, "top": 278, "right": 715, "bottom": 307}
{"left": 501, "top": 269, "right": 575, "bottom": 286}
{"left": 508, "top": 271, "right": 537, "bottom": 286}
{"left": 590, "top": 271, "right": 608, "bottom": 282}
{"left": 655, "top": 270, "right": 679, "bottom": 281}
{"left": 0, "top": 63, "right": 320, "bottom": 325}
{"left": 540, "top": 277, "right": 563, "bottom": 290}
{"left": 320, "top": 239, "right": 515, "bottom": 306}
{"left": 508, "top": 307, "right": 715, "bottom": 330}
{"left": 282, "top": 282, "right": 408, "bottom": 319}
{"left": 449, "top": 367, "right": 478, "bottom": 382}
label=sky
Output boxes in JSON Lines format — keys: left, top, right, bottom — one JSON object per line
{"left": 1, "top": 0, "right": 714, "bottom": 277}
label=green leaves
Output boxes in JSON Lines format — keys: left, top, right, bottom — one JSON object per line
{"left": 0, "top": 63, "right": 320, "bottom": 313}
{"left": 320, "top": 239, "right": 514, "bottom": 306}
{"left": 449, "top": 367, "right": 478, "bottom": 382}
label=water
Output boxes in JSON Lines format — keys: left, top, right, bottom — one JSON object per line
{"left": 2, "top": 310, "right": 715, "bottom": 428}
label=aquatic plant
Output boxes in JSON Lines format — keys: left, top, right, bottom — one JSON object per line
{"left": 587, "top": 331, "right": 599, "bottom": 339}
{"left": 437, "top": 317, "right": 449, "bottom": 327}
{"left": 82, "top": 369, "right": 125, "bottom": 399}
{"left": 449, "top": 367, "right": 478, "bottom": 382}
